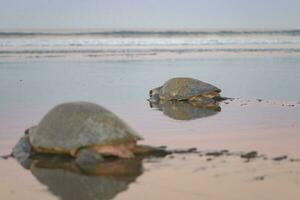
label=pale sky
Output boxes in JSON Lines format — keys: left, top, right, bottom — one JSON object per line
{"left": 0, "top": 0, "right": 299, "bottom": 30}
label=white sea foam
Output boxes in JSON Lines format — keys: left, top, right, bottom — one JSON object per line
{"left": 1, "top": 30, "right": 300, "bottom": 59}
{"left": 1, "top": 37, "right": 300, "bottom": 47}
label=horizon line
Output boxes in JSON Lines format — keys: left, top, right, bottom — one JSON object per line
{"left": 1, "top": 28, "right": 300, "bottom": 32}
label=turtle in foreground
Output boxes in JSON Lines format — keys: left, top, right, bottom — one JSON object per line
{"left": 12, "top": 102, "right": 168, "bottom": 167}
{"left": 149, "top": 77, "right": 226, "bottom": 106}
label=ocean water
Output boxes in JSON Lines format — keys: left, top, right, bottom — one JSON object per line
{"left": 1, "top": 30, "right": 300, "bottom": 59}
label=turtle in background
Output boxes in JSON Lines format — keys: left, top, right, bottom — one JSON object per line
{"left": 149, "top": 77, "right": 226, "bottom": 107}
{"left": 12, "top": 102, "right": 169, "bottom": 167}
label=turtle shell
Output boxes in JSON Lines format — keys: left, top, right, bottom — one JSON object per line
{"left": 29, "top": 102, "right": 142, "bottom": 154}
{"left": 160, "top": 77, "right": 221, "bottom": 100}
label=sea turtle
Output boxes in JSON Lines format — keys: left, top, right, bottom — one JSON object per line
{"left": 149, "top": 77, "right": 224, "bottom": 106}
{"left": 12, "top": 102, "right": 168, "bottom": 166}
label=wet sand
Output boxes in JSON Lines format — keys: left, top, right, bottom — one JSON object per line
{"left": 116, "top": 155, "right": 300, "bottom": 200}
{"left": 1, "top": 99, "right": 300, "bottom": 200}
{"left": 1, "top": 57, "right": 300, "bottom": 199}
{"left": 143, "top": 99, "right": 300, "bottom": 157}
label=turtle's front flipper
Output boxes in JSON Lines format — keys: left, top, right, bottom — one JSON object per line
{"left": 132, "top": 145, "right": 171, "bottom": 157}
{"left": 75, "top": 148, "right": 104, "bottom": 167}
{"left": 12, "top": 135, "right": 33, "bottom": 169}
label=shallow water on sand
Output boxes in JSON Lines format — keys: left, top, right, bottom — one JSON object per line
{"left": 1, "top": 57, "right": 300, "bottom": 138}
{"left": 0, "top": 57, "right": 300, "bottom": 200}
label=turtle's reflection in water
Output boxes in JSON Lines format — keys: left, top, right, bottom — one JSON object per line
{"left": 149, "top": 100, "right": 221, "bottom": 120}
{"left": 17, "top": 154, "right": 144, "bottom": 200}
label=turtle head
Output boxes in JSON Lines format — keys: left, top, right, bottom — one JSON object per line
{"left": 148, "top": 86, "right": 162, "bottom": 102}
{"left": 24, "top": 126, "right": 38, "bottom": 136}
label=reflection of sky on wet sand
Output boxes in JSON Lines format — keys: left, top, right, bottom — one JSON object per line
{"left": 1, "top": 58, "right": 300, "bottom": 140}
{"left": 0, "top": 59, "right": 300, "bottom": 156}
{"left": 143, "top": 99, "right": 300, "bottom": 157}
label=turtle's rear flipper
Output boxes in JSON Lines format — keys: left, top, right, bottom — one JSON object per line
{"left": 214, "top": 96, "right": 233, "bottom": 101}
{"left": 133, "top": 145, "right": 171, "bottom": 157}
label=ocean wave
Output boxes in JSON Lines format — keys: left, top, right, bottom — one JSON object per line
{"left": 1, "top": 38, "right": 300, "bottom": 47}
{"left": 1, "top": 30, "right": 300, "bottom": 37}
{"left": 1, "top": 48, "right": 300, "bottom": 54}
